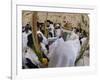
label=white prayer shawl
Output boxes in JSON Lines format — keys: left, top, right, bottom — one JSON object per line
{"left": 48, "top": 37, "right": 64, "bottom": 58}
{"left": 22, "top": 51, "right": 26, "bottom": 67}
{"left": 68, "top": 31, "right": 79, "bottom": 40}
{"left": 66, "top": 31, "right": 80, "bottom": 59}
{"left": 62, "top": 29, "right": 79, "bottom": 41}
{"left": 22, "top": 30, "right": 32, "bottom": 53}
{"left": 22, "top": 32, "right": 28, "bottom": 52}
{"left": 22, "top": 30, "right": 32, "bottom": 66}
{"left": 24, "top": 47, "right": 40, "bottom": 65}
{"left": 40, "top": 42, "right": 48, "bottom": 56}
{"left": 48, "top": 38, "right": 66, "bottom": 67}
{"left": 37, "top": 31, "right": 48, "bottom": 55}
{"left": 37, "top": 30, "right": 48, "bottom": 45}
{"left": 65, "top": 39, "right": 80, "bottom": 58}
{"left": 48, "top": 37, "right": 80, "bottom": 67}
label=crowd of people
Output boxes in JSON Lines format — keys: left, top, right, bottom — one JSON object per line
{"left": 22, "top": 20, "right": 89, "bottom": 69}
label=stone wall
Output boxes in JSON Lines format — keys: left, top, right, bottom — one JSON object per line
{"left": 22, "top": 11, "right": 89, "bottom": 32}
